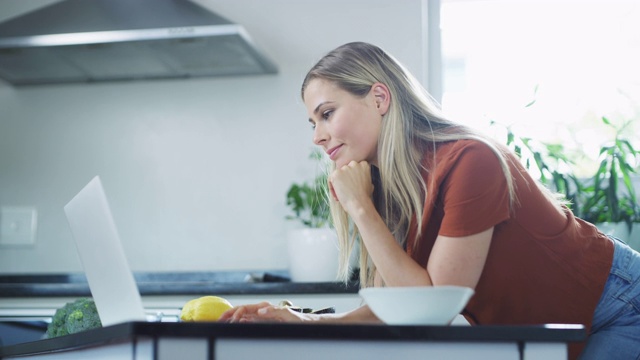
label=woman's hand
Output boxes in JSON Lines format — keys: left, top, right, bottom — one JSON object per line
{"left": 329, "top": 160, "right": 374, "bottom": 215}
{"left": 218, "top": 303, "right": 381, "bottom": 324}
{"left": 218, "top": 302, "right": 314, "bottom": 323}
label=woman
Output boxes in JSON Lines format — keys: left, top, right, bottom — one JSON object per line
{"left": 220, "top": 42, "right": 640, "bottom": 359}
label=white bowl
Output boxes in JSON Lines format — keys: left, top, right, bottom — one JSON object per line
{"left": 359, "top": 286, "right": 474, "bottom": 325}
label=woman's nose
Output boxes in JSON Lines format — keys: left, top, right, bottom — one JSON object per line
{"left": 313, "top": 124, "right": 327, "bottom": 145}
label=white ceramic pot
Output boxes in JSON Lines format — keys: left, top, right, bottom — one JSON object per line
{"left": 287, "top": 228, "right": 339, "bottom": 282}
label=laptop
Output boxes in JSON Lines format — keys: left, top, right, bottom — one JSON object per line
{"left": 64, "top": 176, "right": 148, "bottom": 326}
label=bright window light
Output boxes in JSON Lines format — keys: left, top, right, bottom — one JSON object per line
{"left": 440, "top": 0, "right": 640, "bottom": 175}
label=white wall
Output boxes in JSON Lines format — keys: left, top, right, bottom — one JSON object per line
{"left": 0, "top": 0, "right": 427, "bottom": 273}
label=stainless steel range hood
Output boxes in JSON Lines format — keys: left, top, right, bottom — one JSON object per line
{"left": 0, "top": 0, "right": 277, "bottom": 86}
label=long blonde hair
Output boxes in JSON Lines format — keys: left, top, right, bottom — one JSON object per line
{"left": 301, "top": 42, "right": 534, "bottom": 287}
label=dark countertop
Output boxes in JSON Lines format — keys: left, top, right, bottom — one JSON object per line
{"left": 0, "top": 321, "right": 587, "bottom": 358}
{"left": 0, "top": 271, "right": 359, "bottom": 297}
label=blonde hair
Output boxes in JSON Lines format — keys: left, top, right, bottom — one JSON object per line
{"left": 301, "top": 42, "right": 549, "bottom": 287}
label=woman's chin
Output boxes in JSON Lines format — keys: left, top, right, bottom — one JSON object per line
{"left": 335, "top": 157, "right": 366, "bottom": 169}
{"left": 334, "top": 159, "right": 350, "bottom": 169}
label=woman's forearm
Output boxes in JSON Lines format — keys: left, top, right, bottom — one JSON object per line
{"left": 351, "top": 201, "right": 434, "bottom": 287}
{"left": 316, "top": 305, "right": 381, "bottom": 324}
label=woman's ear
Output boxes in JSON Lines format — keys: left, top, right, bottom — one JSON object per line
{"left": 371, "top": 83, "right": 391, "bottom": 116}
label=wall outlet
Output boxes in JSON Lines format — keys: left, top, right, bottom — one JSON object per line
{"left": 0, "top": 206, "right": 37, "bottom": 246}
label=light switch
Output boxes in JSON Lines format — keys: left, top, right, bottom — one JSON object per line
{"left": 0, "top": 207, "right": 37, "bottom": 246}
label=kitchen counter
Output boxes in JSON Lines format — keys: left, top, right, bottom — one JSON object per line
{"left": 0, "top": 271, "right": 363, "bottom": 346}
{"left": 0, "top": 271, "right": 358, "bottom": 297}
{"left": 0, "top": 321, "right": 586, "bottom": 360}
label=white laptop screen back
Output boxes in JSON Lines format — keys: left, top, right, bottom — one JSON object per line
{"left": 64, "top": 176, "right": 147, "bottom": 326}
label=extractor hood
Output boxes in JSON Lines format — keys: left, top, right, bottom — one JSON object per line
{"left": 0, "top": 0, "right": 277, "bottom": 86}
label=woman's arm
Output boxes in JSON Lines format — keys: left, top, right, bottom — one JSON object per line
{"left": 219, "top": 303, "right": 381, "bottom": 324}
{"left": 330, "top": 160, "right": 492, "bottom": 289}
{"left": 427, "top": 229, "right": 493, "bottom": 287}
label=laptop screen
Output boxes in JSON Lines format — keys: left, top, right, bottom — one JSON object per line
{"left": 64, "top": 176, "right": 147, "bottom": 326}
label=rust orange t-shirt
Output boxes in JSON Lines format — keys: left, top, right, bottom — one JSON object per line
{"left": 406, "top": 139, "right": 613, "bottom": 359}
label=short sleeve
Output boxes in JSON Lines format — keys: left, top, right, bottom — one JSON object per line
{"left": 438, "top": 142, "right": 511, "bottom": 237}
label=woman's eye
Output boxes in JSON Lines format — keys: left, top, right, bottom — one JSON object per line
{"left": 322, "top": 110, "right": 333, "bottom": 120}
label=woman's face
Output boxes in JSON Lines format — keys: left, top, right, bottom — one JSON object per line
{"left": 304, "top": 78, "right": 388, "bottom": 169}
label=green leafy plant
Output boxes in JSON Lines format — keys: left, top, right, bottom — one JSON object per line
{"left": 285, "top": 150, "right": 330, "bottom": 228}
{"left": 491, "top": 119, "right": 583, "bottom": 207}
{"left": 490, "top": 93, "right": 584, "bottom": 208}
{"left": 494, "top": 114, "right": 640, "bottom": 233}
{"left": 576, "top": 117, "right": 640, "bottom": 232}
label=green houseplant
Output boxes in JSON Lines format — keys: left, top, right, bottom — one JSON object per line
{"left": 489, "top": 92, "right": 584, "bottom": 206}
{"left": 285, "top": 149, "right": 330, "bottom": 228}
{"left": 575, "top": 117, "right": 640, "bottom": 234}
{"left": 284, "top": 150, "right": 338, "bottom": 282}
{"left": 491, "top": 119, "right": 583, "bottom": 207}
{"left": 495, "top": 114, "right": 640, "bottom": 248}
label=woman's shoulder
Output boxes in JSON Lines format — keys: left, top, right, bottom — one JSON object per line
{"left": 434, "top": 138, "right": 504, "bottom": 162}
{"left": 418, "top": 138, "right": 506, "bottom": 181}
{"left": 431, "top": 138, "right": 518, "bottom": 180}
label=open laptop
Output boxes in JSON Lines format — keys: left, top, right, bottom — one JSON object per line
{"left": 64, "top": 176, "right": 148, "bottom": 326}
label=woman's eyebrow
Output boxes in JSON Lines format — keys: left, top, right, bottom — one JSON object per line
{"left": 313, "top": 101, "right": 334, "bottom": 115}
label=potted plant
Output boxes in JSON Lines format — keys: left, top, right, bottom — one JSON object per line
{"left": 491, "top": 93, "right": 640, "bottom": 249}
{"left": 285, "top": 151, "right": 330, "bottom": 228}
{"left": 574, "top": 117, "right": 640, "bottom": 245}
{"left": 491, "top": 119, "right": 583, "bottom": 207}
{"left": 284, "top": 150, "right": 339, "bottom": 282}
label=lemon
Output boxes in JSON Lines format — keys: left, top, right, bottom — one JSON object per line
{"left": 180, "top": 296, "right": 233, "bottom": 322}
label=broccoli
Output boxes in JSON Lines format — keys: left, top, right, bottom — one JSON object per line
{"left": 46, "top": 298, "right": 102, "bottom": 338}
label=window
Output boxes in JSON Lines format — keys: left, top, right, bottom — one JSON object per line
{"left": 439, "top": 0, "right": 640, "bottom": 176}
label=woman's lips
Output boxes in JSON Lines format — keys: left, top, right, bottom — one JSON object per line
{"left": 327, "top": 145, "right": 343, "bottom": 160}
